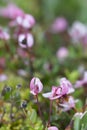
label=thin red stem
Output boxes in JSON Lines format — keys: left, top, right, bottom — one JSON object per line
{"left": 48, "top": 100, "right": 53, "bottom": 126}
{"left": 36, "top": 95, "right": 43, "bottom": 120}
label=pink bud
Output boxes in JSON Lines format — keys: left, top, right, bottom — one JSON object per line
{"left": 51, "top": 17, "right": 68, "bottom": 33}
{"left": 0, "top": 74, "right": 7, "bottom": 82}
{"left": 48, "top": 126, "right": 58, "bottom": 130}
{"left": 30, "top": 77, "right": 43, "bottom": 95}
{"left": 56, "top": 47, "right": 68, "bottom": 61}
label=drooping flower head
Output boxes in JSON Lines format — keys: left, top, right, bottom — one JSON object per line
{"left": 59, "top": 96, "right": 78, "bottom": 111}
{"left": 42, "top": 86, "right": 62, "bottom": 100}
{"left": 30, "top": 77, "right": 43, "bottom": 95}
{"left": 18, "top": 33, "right": 34, "bottom": 48}
{"left": 60, "top": 78, "right": 74, "bottom": 94}
{"left": 43, "top": 78, "right": 74, "bottom": 100}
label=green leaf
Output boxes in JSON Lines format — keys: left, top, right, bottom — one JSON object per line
{"left": 29, "top": 109, "right": 37, "bottom": 124}
{"left": 73, "top": 116, "right": 81, "bottom": 130}
{"left": 80, "top": 111, "right": 87, "bottom": 130}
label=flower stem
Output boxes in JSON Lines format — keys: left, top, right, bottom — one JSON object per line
{"left": 27, "top": 48, "right": 34, "bottom": 79}
{"left": 48, "top": 100, "right": 53, "bottom": 126}
{"left": 4, "top": 40, "right": 13, "bottom": 58}
{"left": 36, "top": 95, "right": 42, "bottom": 120}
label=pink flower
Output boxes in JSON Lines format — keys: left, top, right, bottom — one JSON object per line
{"left": 43, "top": 78, "right": 74, "bottom": 100}
{"left": 16, "top": 14, "right": 35, "bottom": 29}
{"left": 56, "top": 47, "right": 68, "bottom": 61}
{"left": 60, "top": 78, "right": 74, "bottom": 94}
{"left": 75, "top": 71, "right": 87, "bottom": 88}
{"left": 0, "top": 27, "right": 10, "bottom": 40}
{"left": 51, "top": 17, "right": 68, "bottom": 33}
{"left": 9, "top": 14, "right": 35, "bottom": 29}
{"left": 69, "top": 21, "right": 87, "bottom": 43}
{"left": 30, "top": 77, "right": 43, "bottom": 95}
{"left": 0, "top": 74, "right": 7, "bottom": 82}
{"left": 42, "top": 86, "right": 62, "bottom": 100}
{"left": 0, "top": 4, "right": 24, "bottom": 19}
{"left": 48, "top": 126, "right": 58, "bottom": 130}
{"left": 18, "top": 33, "right": 34, "bottom": 48}
{"left": 59, "top": 96, "right": 77, "bottom": 111}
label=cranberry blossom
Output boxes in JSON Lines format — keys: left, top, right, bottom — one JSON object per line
{"left": 18, "top": 33, "right": 34, "bottom": 48}
{"left": 59, "top": 96, "right": 78, "bottom": 111}
{"left": 16, "top": 14, "right": 35, "bottom": 29}
{"left": 9, "top": 14, "right": 35, "bottom": 29}
{"left": 48, "top": 126, "right": 58, "bottom": 130}
{"left": 30, "top": 77, "right": 43, "bottom": 95}
{"left": 43, "top": 78, "right": 74, "bottom": 100}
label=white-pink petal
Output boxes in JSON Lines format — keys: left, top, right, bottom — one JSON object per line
{"left": 48, "top": 126, "right": 58, "bottom": 130}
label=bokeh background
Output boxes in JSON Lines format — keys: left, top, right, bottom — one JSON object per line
{"left": 0, "top": 0, "right": 87, "bottom": 130}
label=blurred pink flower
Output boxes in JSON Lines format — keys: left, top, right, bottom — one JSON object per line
{"left": 48, "top": 126, "right": 58, "bottom": 130}
{"left": 59, "top": 96, "right": 77, "bottom": 111}
{"left": 16, "top": 14, "right": 35, "bottom": 29}
{"left": 9, "top": 14, "right": 35, "bottom": 29}
{"left": 75, "top": 71, "right": 87, "bottom": 88}
{"left": 51, "top": 17, "right": 68, "bottom": 33}
{"left": 0, "top": 27, "right": 10, "bottom": 40}
{"left": 18, "top": 33, "right": 34, "bottom": 48}
{"left": 30, "top": 77, "right": 43, "bottom": 95}
{"left": 81, "top": 34, "right": 87, "bottom": 45}
{"left": 0, "top": 57, "right": 6, "bottom": 68}
{"left": 0, "top": 4, "right": 24, "bottom": 19}
{"left": 43, "top": 78, "right": 74, "bottom": 100}
{"left": 69, "top": 21, "right": 87, "bottom": 43}
{"left": 0, "top": 74, "right": 7, "bottom": 82}
{"left": 56, "top": 47, "right": 68, "bottom": 61}
{"left": 43, "top": 62, "right": 52, "bottom": 72}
